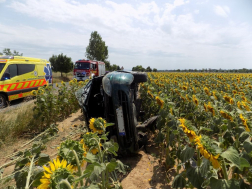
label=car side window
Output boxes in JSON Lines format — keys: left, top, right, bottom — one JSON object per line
{"left": 5, "top": 64, "right": 18, "bottom": 78}
{"left": 17, "top": 64, "right": 35, "bottom": 75}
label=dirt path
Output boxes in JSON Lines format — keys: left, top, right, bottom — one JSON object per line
{"left": 0, "top": 110, "right": 170, "bottom": 189}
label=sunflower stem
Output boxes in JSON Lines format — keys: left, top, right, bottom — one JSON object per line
{"left": 25, "top": 155, "right": 35, "bottom": 189}
{"left": 72, "top": 150, "right": 84, "bottom": 186}
{"left": 221, "top": 160, "right": 228, "bottom": 180}
{"left": 197, "top": 149, "right": 201, "bottom": 167}
{"left": 59, "top": 179, "right": 72, "bottom": 189}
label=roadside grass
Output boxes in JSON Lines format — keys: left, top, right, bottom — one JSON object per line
{"left": 52, "top": 71, "right": 73, "bottom": 83}
{"left": 0, "top": 80, "right": 86, "bottom": 148}
{"left": 0, "top": 101, "right": 39, "bottom": 147}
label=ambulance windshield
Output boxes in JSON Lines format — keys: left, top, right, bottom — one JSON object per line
{"left": 0, "top": 63, "right": 6, "bottom": 73}
{"left": 75, "top": 62, "right": 90, "bottom": 70}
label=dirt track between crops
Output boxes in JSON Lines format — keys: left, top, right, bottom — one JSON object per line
{"left": 0, "top": 110, "right": 173, "bottom": 189}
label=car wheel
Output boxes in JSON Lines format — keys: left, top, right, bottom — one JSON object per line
{"left": 132, "top": 72, "right": 147, "bottom": 83}
{"left": 0, "top": 94, "right": 7, "bottom": 108}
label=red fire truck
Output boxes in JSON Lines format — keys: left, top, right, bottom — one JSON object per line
{"left": 73, "top": 59, "right": 105, "bottom": 81}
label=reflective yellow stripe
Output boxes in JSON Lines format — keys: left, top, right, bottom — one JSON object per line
{"left": 24, "top": 82, "right": 29, "bottom": 88}
{"left": 23, "top": 92, "right": 31, "bottom": 97}
{"left": 39, "top": 80, "right": 44, "bottom": 86}
{"left": 10, "top": 84, "right": 16, "bottom": 90}
{"left": 29, "top": 81, "right": 35, "bottom": 87}
{"left": 17, "top": 83, "right": 23, "bottom": 89}
{"left": 34, "top": 80, "right": 40, "bottom": 86}
{"left": 9, "top": 94, "right": 19, "bottom": 101}
{"left": 3, "top": 85, "right": 8, "bottom": 91}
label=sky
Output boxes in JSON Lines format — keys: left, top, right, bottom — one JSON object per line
{"left": 0, "top": 0, "right": 252, "bottom": 70}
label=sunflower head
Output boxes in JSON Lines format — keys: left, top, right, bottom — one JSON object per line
{"left": 147, "top": 90, "right": 154, "bottom": 98}
{"left": 61, "top": 81, "right": 66, "bottom": 86}
{"left": 38, "top": 158, "right": 74, "bottom": 189}
{"left": 89, "top": 117, "right": 106, "bottom": 134}
{"left": 155, "top": 96, "right": 164, "bottom": 109}
{"left": 81, "top": 132, "right": 100, "bottom": 155}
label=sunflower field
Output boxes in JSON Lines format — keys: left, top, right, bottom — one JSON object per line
{"left": 140, "top": 72, "right": 252, "bottom": 189}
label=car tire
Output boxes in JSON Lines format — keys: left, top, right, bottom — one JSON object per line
{"left": 0, "top": 94, "right": 7, "bottom": 108}
{"left": 132, "top": 72, "right": 147, "bottom": 83}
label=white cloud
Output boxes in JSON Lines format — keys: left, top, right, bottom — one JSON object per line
{"left": 194, "top": 10, "right": 199, "bottom": 14}
{"left": 2, "top": 0, "right": 252, "bottom": 69}
{"left": 214, "top": 5, "right": 230, "bottom": 17}
{"left": 0, "top": 0, "right": 6, "bottom": 3}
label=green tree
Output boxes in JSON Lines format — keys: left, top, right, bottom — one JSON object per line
{"left": 86, "top": 31, "right": 108, "bottom": 61}
{"left": 110, "top": 64, "right": 118, "bottom": 71}
{"left": 49, "top": 53, "right": 73, "bottom": 77}
{"left": 104, "top": 60, "right": 111, "bottom": 71}
{"left": 132, "top": 65, "right": 145, "bottom": 72}
{"left": 0, "top": 48, "right": 23, "bottom": 56}
{"left": 153, "top": 68, "right": 157, "bottom": 72}
{"left": 146, "top": 66, "right": 152, "bottom": 72}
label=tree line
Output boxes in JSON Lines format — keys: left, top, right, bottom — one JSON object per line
{"left": 132, "top": 65, "right": 157, "bottom": 72}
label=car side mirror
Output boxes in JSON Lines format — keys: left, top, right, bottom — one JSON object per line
{"left": 1, "top": 73, "right": 10, "bottom": 80}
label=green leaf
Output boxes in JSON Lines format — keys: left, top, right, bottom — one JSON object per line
{"left": 239, "top": 132, "right": 250, "bottom": 143}
{"left": 221, "top": 147, "right": 249, "bottom": 170}
{"left": 239, "top": 157, "right": 250, "bottom": 170}
{"left": 200, "top": 158, "right": 210, "bottom": 176}
{"left": 172, "top": 174, "right": 186, "bottom": 189}
{"left": 85, "top": 152, "right": 98, "bottom": 163}
{"left": 83, "top": 163, "right": 98, "bottom": 178}
{"left": 31, "top": 167, "right": 44, "bottom": 187}
{"left": 186, "top": 167, "right": 204, "bottom": 189}
{"left": 209, "top": 177, "right": 239, "bottom": 189}
{"left": 37, "top": 153, "right": 50, "bottom": 166}
{"left": 243, "top": 141, "right": 252, "bottom": 154}
{"left": 93, "top": 163, "right": 106, "bottom": 176}
{"left": 106, "top": 159, "right": 118, "bottom": 172}
{"left": 116, "top": 160, "right": 127, "bottom": 174}
{"left": 221, "top": 147, "right": 239, "bottom": 166}
{"left": 106, "top": 123, "right": 115, "bottom": 127}
{"left": 103, "top": 141, "right": 119, "bottom": 156}
{"left": 180, "top": 145, "right": 195, "bottom": 163}
{"left": 199, "top": 127, "right": 213, "bottom": 132}
{"left": 14, "top": 170, "right": 28, "bottom": 188}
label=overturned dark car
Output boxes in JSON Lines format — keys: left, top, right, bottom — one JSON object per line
{"left": 75, "top": 71, "right": 157, "bottom": 153}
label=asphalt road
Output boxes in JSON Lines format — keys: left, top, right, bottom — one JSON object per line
{"left": 0, "top": 83, "right": 68, "bottom": 113}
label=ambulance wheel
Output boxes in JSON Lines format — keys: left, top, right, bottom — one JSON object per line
{"left": 0, "top": 94, "right": 7, "bottom": 108}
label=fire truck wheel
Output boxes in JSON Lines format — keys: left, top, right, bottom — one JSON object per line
{"left": 0, "top": 94, "right": 7, "bottom": 108}
{"left": 132, "top": 72, "right": 147, "bottom": 83}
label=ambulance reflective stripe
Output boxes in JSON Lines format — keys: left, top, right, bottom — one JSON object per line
{"left": 24, "top": 82, "right": 29, "bottom": 88}
{"left": 8, "top": 91, "right": 32, "bottom": 101}
{"left": 29, "top": 81, "right": 35, "bottom": 87}
{"left": 34, "top": 80, "right": 40, "bottom": 87}
{"left": 16, "top": 83, "right": 24, "bottom": 89}
{"left": 39, "top": 80, "right": 44, "bottom": 85}
{"left": 0, "top": 79, "right": 47, "bottom": 92}
{"left": 9, "top": 84, "right": 17, "bottom": 90}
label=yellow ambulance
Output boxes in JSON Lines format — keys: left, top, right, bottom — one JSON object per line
{"left": 0, "top": 55, "right": 53, "bottom": 108}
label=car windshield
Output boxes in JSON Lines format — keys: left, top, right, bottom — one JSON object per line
{"left": 75, "top": 62, "right": 90, "bottom": 69}
{"left": 0, "top": 63, "right": 6, "bottom": 73}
